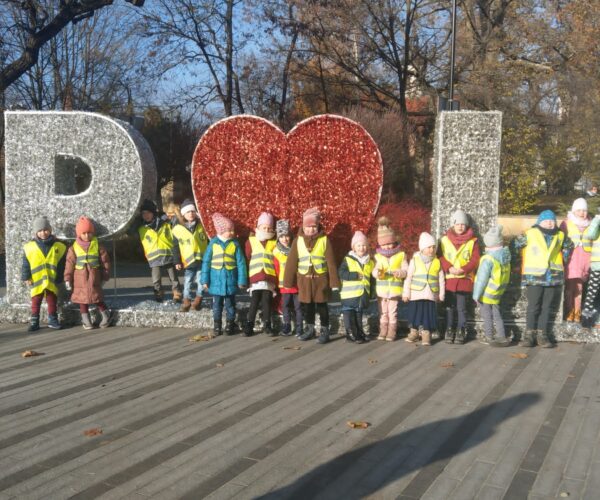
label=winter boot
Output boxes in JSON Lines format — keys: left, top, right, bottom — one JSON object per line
{"left": 243, "top": 321, "right": 254, "bottom": 337}
{"left": 565, "top": 309, "right": 575, "bottom": 322}
{"left": 153, "top": 289, "right": 164, "bottom": 303}
{"left": 280, "top": 323, "right": 293, "bottom": 336}
{"left": 405, "top": 328, "right": 419, "bottom": 343}
{"left": 27, "top": 315, "right": 40, "bottom": 332}
{"left": 172, "top": 289, "right": 182, "bottom": 303}
{"left": 386, "top": 322, "right": 398, "bottom": 342}
{"left": 490, "top": 337, "right": 510, "bottom": 347}
{"left": 47, "top": 314, "right": 62, "bottom": 330}
{"left": 299, "top": 324, "right": 315, "bottom": 341}
{"left": 99, "top": 309, "right": 112, "bottom": 328}
{"left": 444, "top": 328, "right": 455, "bottom": 344}
{"left": 226, "top": 319, "right": 236, "bottom": 336}
{"left": 180, "top": 298, "right": 192, "bottom": 313}
{"left": 356, "top": 316, "right": 370, "bottom": 342}
{"left": 317, "top": 326, "right": 330, "bottom": 344}
{"left": 421, "top": 330, "right": 431, "bottom": 346}
{"left": 345, "top": 317, "right": 364, "bottom": 344}
{"left": 454, "top": 327, "right": 467, "bottom": 345}
{"left": 518, "top": 329, "right": 536, "bottom": 347}
{"left": 81, "top": 313, "right": 95, "bottom": 330}
{"left": 536, "top": 329, "right": 554, "bottom": 348}
{"left": 377, "top": 321, "right": 388, "bottom": 341}
{"left": 573, "top": 309, "right": 582, "bottom": 323}
{"left": 265, "top": 322, "right": 278, "bottom": 337}
{"left": 213, "top": 320, "right": 223, "bottom": 337}
{"left": 294, "top": 323, "right": 303, "bottom": 338}
{"left": 191, "top": 296, "right": 203, "bottom": 311}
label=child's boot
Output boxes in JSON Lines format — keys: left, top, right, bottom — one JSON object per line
{"left": 81, "top": 313, "right": 95, "bottom": 330}
{"left": 573, "top": 309, "right": 581, "bottom": 323}
{"left": 444, "top": 328, "right": 455, "bottom": 344}
{"left": 154, "top": 289, "right": 164, "bottom": 303}
{"left": 180, "top": 298, "right": 192, "bottom": 312}
{"left": 172, "top": 288, "right": 182, "bottom": 303}
{"left": 356, "top": 317, "right": 370, "bottom": 342}
{"left": 299, "top": 324, "right": 315, "bottom": 341}
{"left": 536, "top": 329, "right": 554, "bottom": 348}
{"left": 243, "top": 321, "right": 254, "bottom": 337}
{"left": 405, "top": 328, "right": 419, "bottom": 343}
{"left": 377, "top": 320, "right": 388, "bottom": 340}
{"left": 421, "top": 330, "right": 431, "bottom": 346}
{"left": 294, "top": 322, "right": 303, "bottom": 338}
{"left": 28, "top": 315, "right": 40, "bottom": 332}
{"left": 265, "top": 322, "right": 277, "bottom": 337}
{"left": 317, "top": 326, "right": 330, "bottom": 344}
{"left": 99, "top": 309, "right": 112, "bottom": 328}
{"left": 281, "top": 323, "right": 292, "bottom": 336}
{"left": 48, "top": 314, "right": 61, "bottom": 330}
{"left": 226, "top": 319, "right": 236, "bottom": 336}
{"left": 213, "top": 320, "right": 223, "bottom": 336}
{"left": 565, "top": 309, "right": 575, "bottom": 322}
{"left": 455, "top": 327, "right": 466, "bottom": 345}
{"left": 519, "top": 329, "right": 536, "bottom": 347}
{"left": 386, "top": 321, "right": 397, "bottom": 342}
{"left": 191, "top": 296, "right": 203, "bottom": 311}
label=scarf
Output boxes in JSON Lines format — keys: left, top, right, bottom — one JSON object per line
{"left": 534, "top": 224, "right": 559, "bottom": 236}
{"left": 447, "top": 227, "right": 475, "bottom": 246}
{"left": 567, "top": 211, "right": 590, "bottom": 229}
{"left": 276, "top": 241, "right": 291, "bottom": 256}
{"left": 376, "top": 244, "right": 402, "bottom": 258}
{"left": 76, "top": 236, "right": 91, "bottom": 251}
{"left": 349, "top": 251, "right": 370, "bottom": 266}
{"left": 419, "top": 251, "right": 434, "bottom": 264}
{"left": 256, "top": 229, "right": 275, "bottom": 241}
{"left": 217, "top": 235, "right": 231, "bottom": 243}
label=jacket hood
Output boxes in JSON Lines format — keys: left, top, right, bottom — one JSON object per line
{"left": 487, "top": 247, "right": 511, "bottom": 265}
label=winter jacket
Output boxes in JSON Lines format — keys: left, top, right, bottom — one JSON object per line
{"left": 245, "top": 237, "right": 278, "bottom": 287}
{"left": 338, "top": 253, "right": 374, "bottom": 310}
{"left": 584, "top": 215, "right": 600, "bottom": 272}
{"left": 438, "top": 227, "right": 481, "bottom": 293}
{"left": 200, "top": 237, "right": 248, "bottom": 296}
{"left": 402, "top": 253, "right": 445, "bottom": 303}
{"left": 472, "top": 247, "right": 511, "bottom": 302}
{"left": 64, "top": 242, "right": 111, "bottom": 305}
{"left": 171, "top": 218, "right": 207, "bottom": 268}
{"left": 560, "top": 219, "right": 591, "bottom": 280}
{"left": 21, "top": 235, "right": 66, "bottom": 284}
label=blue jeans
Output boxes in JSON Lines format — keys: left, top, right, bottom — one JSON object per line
{"left": 282, "top": 293, "right": 302, "bottom": 329}
{"left": 213, "top": 294, "right": 236, "bottom": 322}
{"left": 183, "top": 266, "right": 202, "bottom": 300}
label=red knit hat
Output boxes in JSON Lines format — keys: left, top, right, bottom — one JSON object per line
{"left": 76, "top": 216, "right": 95, "bottom": 237}
{"left": 212, "top": 212, "right": 235, "bottom": 235}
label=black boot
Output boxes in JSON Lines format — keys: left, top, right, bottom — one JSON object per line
{"left": 317, "top": 326, "right": 330, "bottom": 344}
{"left": 299, "top": 324, "right": 315, "bottom": 341}
{"left": 226, "top": 319, "right": 236, "bottom": 336}
{"left": 243, "top": 321, "right": 254, "bottom": 337}
{"left": 536, "top": 330, "right": 554, "bottom": 348}
{"left": 264, "top": 322, "right": 277, "bottom": 337}
{"left": 213, "top": 320, "right": 223, "bottom": 336}
{"left": 28, "top": 315, "right": 40, "bottom": 332}
{"left": 356, "top": 313, "right": 370, "bottom": 342}
{"left": 444, "top": 328, "right": 455, "bottom": 344}
{"left": 518, "top": 329, "right": 536, "bottom": 347}
{"left": 454, "top": 327, "right": 466, "bottom": 345}
{"left": 280, "top": 323, "right": 293, "bottom": 336}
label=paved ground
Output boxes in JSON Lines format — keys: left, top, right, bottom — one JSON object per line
{"left": 1, "top": 324, "right": 600, "bottom": 499}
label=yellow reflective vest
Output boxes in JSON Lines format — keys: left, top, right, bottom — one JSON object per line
{"left": 591, "top": 235, "right": 600, "bottom": 264}
{"left": 479, "top": 254, "right": 510, "bottom": 305}
{"left": 73, "top": 238, "right": 99, "bottom": 270}
{"left": 248, "top": 236, "right": 276, "bottom": 278}
{"left": 24, "top": 240, "right": 67, "bottom": 297}
{"left": 410, "top": 254, "right": 441, "bottom": 294}
{"left": 374, "top": 252, "right": 405, "bottom": 297}
{"left": 521, "top": 228, "right": 564, "bottom": 276}
{"left": 297, "top": 235, "right": 328, "bottom": 275}
{"left": 566, "top": 220, "right": 592, "bottom": 253}
{"left": 211, "top": 240, "right": 237, "bottom": 270}
{"left": 440, "top": 236, "right": 476, "bottom": 280}
{"left": 273, "top": 246, "right": 289, "bottom": 287}
{"left": 340, "top": 256, "right": 374, "bottom": 300}
{"left": 172, "top": 223, "right": 208, "bottom": 268}
{"left": 138, "top": 223, "right": 173, "bottom": 265}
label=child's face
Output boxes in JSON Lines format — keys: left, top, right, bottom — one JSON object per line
{"left": 303, "top": 224, "right": 318, "bottom": 236}
{"left": 453, "top": 223, "right": 466, "bottom": 235}
{"left": 80, "top": 231, "right": 94, "bottom": 242}
{"left": 381, "top": 242, "right": 395, "bottom": 250}
{"left": 36, "top": 229, "right": 51, "bottom": 240}
{"left": 353, "top": 243, "right": 368, "bottom": 257}
{"left": 539, "top": 219, "right": 556, "bottom": 230}
{"left": 422, "top": 245, "right": 435, "bottom": 257}
{"left": 278, "top": 234, "right": 291, "bottom": 247}
{"left": 221, "top": 229, "right": 234, "bottom": 240}
{"left": 574, "top": 209, "right": 587, "bottom": 219}
{"left": 257, "top": 223, "right": 273, "bottom": 234}
{"left": 184, "top": 210, "right": 197, "bottom": 222}
{"left": 141, "top": 210, "right": 154, "bottom": 223}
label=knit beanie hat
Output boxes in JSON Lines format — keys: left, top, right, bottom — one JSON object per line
{"left": 140, "top": 199, "right": 157, "bottom": 214}
{"left": 572, "top": 198, "right": 588, "bottom": 212}
{"left": 451, "top": 209, "right": 469, "bottom": 226}
{"left": 302, "top": 207, "right": 321, "bottom": 227}
{"left": 537, "top": 209, "right": 556, "bottom": 224}
{"left": 483, "top": 225, "right": 503, "bottom": 248}
{"left": 75, "top": 216, "right": 95, "bottom": 237}
{"left": 257, "top": 212, "right": 275, "bottom": 229}
{"left": 212, "top": 212, "right": 234, "bottom": 235}
{"left": 351, "top": 231, "right": 368, "bottom": 248}
{"left": 377, "top": 216, "right": 397, "bottom": 246}
{"left": 180, "top": 198, "right": 196, "bottom": 216}
{"left": 32, "top": 216, "right": 51, "bottom": 235}
{"left": 276, "top": 219, "right": 291, "bottom": 237}
{"left": 418, "top": 232, "right": 436, "bottom": 251}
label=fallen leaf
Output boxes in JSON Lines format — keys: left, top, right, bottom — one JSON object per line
{"left": 567, "top": 374, "right": 576, "bottom": 378}
{"left": 368, "top": 359, "right": 378, "bottom": 364}
{"left": 83, "top": 427, "right": 103, "bottom": 437}
{"left": 21, "top": 350, "right": 43, "bottom": 358}
{"left": 510, "top": 353, "right": 528, "bottom": 359}
{"left": 559, "top": 492, "right": 570, "bottom": 498}
{"left": 440, "top": 361, "right": 454, "bottom": 368}
{"left": 347, "top": 421, "right": 370, "bottom": 429}
{"left": 283, "top": 346, "right": 302, "bottom": 350}
{"left": 188, "top": 335, "right": 211, "bottom": 342}
{"left": 216, "top": 363, "right": 224, "bottom": 368}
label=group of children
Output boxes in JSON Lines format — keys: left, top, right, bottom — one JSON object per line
{"left": 22, "top": 197, "right": 600, "bottom": 347}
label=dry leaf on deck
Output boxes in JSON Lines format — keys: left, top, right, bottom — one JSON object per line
{"left": 440, "top": 361, "right": 454, "bottom": 368}
{"left": 283, "top": 346, "right": 301, "bottom": 351}
{"left": 21, "top": 350, "right": 42, "bottom": 358}
{"left": 188, "top": 335, "right": 211, "bottom": 342}
{"left": 368, "top": 359, "right": 378, "bottom": 364}
{"left": 216, "top": 363, "right": 224, "bottom": 368}
{"left": 510, "top": 353, "right": 528, "bottom": 359}
{"left": 347, "top": 421, "right": 370, "bottom": 429}
{"left": 83, "top": 427, "right": 103, "bottom": 437}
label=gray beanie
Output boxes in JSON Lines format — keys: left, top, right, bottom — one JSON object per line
{"left": 276, "top": 219, "right": 291, "bottom": 237}
{"left": 451, "top": 209, "right": 469, "bottom": 226}
{"left": 32, "top": 216, "right": 51, "bottom": 235}
{"left": 483, "top": 225, "right": 503, "bottom": 248}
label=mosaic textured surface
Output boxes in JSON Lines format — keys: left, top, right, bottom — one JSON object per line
{"left": 4, "top": 111, "right": 156, "bottom": 305}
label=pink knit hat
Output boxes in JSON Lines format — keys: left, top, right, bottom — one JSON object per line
{"left": 351, "top": 231, "right": 368, "bottom": 248}
{"left": 377, "top": 216, "right": 397, "bottom": 246}
{"left": 418, "top": 232, "right": 436, "bottom": 251}
{"left": 76, "top": 216, "right": 95, "bottom": 237}
{"left": 212, "top": 213, "right": 234, "bottom": 235}
{"left": 303, "top": 207, "right": 321, "bottom": 227}
{"left": 257, "top": 211, "right": 274, "bottom": 228}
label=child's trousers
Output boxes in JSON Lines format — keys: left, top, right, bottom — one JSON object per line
{"left": 445, "top": 291, "right": 468, "bottom": 329}
{"left": 213, "top": 294, "right": 236, "bottom": 322}
{"left": 479, "top": 302, "right": 506, "bottom": 339}
{"left": 282, "top": 293, "right": 302, "bottom": 328}
{"left": 583, "top": 270, "right": 600, "bottom": 315}
{"left": 31, "top": 291, "right": 57, "bottom": 315}
{"left": 182, "top": 265, "right": 202, "bottom": 300}
{"left": 301, "top": 302, "right": 329, "bottom": 327}
{"left": 248, "top": 289, "right": 272, "bottom": 324}
{"left": 151, "top": 264, "right": 180, "bottom": 293}
{"left": 526, "top": 285, "right": 560, "bottom": 333}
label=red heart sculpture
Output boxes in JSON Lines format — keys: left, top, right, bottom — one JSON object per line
{"left": 191, "top": 114, "right": 382, "bottom": 252}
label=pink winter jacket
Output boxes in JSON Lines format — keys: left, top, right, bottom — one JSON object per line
{"left": 560, "top": 219, "right": 591, "bottom": 280}
{"left": 402, "top": 253, "right": 446, "bottom": 303}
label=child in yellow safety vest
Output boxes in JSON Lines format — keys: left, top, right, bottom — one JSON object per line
{"left": 273, "top": 219, "right": 302, "bottom": 337}
{"left": 172, "top": 199, "right": 208, "bottom": 313}
{"left": 582, "top": 212, "right": 600, "bottom": 327}
{"left": 64, "top": 216, "right": 112, "bottom": 330}
{"left": 472, "top": 226, "right": 511, "bottom": 347}
{"left": 338, "top": 231, "right": 374, "bottom": 344}
{"left": 21, "top": 216, "right": 67, "bottom": 331}
{"left": 138, "top": 199, "right": 182, "bottom": 303}
{"left": 402, "top": 232, "right": 445, "bottom": 346}
{"left": 372, "top": 217, "right": 407, "bottom": 342}
{"left": 244, "top": 212, "right": 278, "bottom": 337}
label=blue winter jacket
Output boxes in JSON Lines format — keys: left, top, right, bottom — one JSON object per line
{"left": 472, "top": 247, "right": 511, "bottom": 302}
{"left": 200, "top": 237, "right": 248, "bottom": 296}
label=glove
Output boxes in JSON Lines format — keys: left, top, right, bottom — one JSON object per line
{"left": 65, "top": 282, "right": 72, "bottom": 292}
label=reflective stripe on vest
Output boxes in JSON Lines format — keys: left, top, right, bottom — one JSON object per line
{"left": 440, "top": 236, "right": 476, "bottom": 280}
{"left": 592, "top": 235, "right": 600, "bottom": 263}
{"left": 521, "top": 228, "right": 564, "bottom": 276}
{"left": 73, "top": 238, "right": 100, "bottom": 270}
{"left": 340, "top": 256, "right": 374, "bottom": 300}
{"left": 410, "top": 254, "right": 440, "bottom": 293}
{"left": 374, "top": 252, "right": 405, "bottom": 296}
{"left": 172, "top": 224, "right": 208, "bottom": 268}
{"left": 138, "top": 224, "right": 173, "bottom": 264}
{"left": 273, "top": 247, "right": 289, "bottom": 287}
{"left": 297, "top": 236, "right": 328, "bottom": 275}
{"left": 566, "top": 220, "right": 592, "bottom": 253}
{"left": 248, "top": 236, "right": 276, "bottom": 277}
{"left": 24, "top": 240, "right": 67, "bottom": 297}
{"left": 211, "top": 240, "right": 237, "bottom": 270}
{"left": 480, "top": 254, "right": 510, "bottom": 305}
